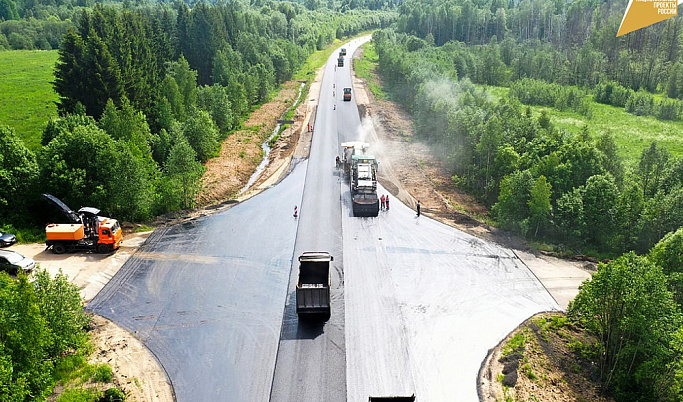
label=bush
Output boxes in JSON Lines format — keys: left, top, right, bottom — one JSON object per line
{"left": 100, "top": 387, "right": 126, "bottom": 402}
{"left": 654, "top": 98, "right": 682, "bottom": 121}
{"left": 93, "top": 365, "right": 113, "bottom": 383}
{"left": 594, "top": 81, "right": 633, "bottom": 108}
{"left": 625, "top": 90, "right": 654, "bottom": 116}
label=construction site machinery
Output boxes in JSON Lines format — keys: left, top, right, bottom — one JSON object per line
{"left": 42, "top": 194, "right": 123, "bottom": 254}
{"left": 338, "top": 57, "right": 344, "bottom": 67}
{"left": 340, "top": 48, "right": 347, "bottom": 56}
{"left": 343, "top": 87, "right": 352, "bottom": 101}
{"left": 340, "top": 141, "right": 369, "bottom": 180}
{"left": 296, "top": 252, "right": 333, "bottom": 319}
{"left": 350, "top": 154, "right": 380, "bottom": 217}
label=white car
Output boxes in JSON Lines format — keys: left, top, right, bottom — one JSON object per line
{"left": 0, "top": 249, "right": 36, "bottom": 276}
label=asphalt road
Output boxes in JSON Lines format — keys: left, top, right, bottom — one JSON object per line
{"left": 90, "top": 37, "right": 560, "bottom": 402}
{"left": 89, "top": 162, "right": 307, "bottom": 402}
{"left": 269, "top": 45, "right": 348, "bottom": 401}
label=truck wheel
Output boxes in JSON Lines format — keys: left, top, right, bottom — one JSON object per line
{"left": 97, "top": 244, "right": 112, "bottom": 254}
{"left": 52, "top": 244, "right": 66, "bottom": 254}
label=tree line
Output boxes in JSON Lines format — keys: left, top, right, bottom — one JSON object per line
{"left": 0, "top": 2, "right": 396, "bottom": 227}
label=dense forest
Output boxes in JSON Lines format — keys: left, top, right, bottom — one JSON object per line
{"left": 370, "top": 0, "right": 683, "bottom": 399}
{"left": 0, "top": 1, "right": 396, "bottom": 227}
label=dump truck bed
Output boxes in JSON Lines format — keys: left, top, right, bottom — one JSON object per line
{"left": 296, "top": 252, "right": 333, "bottom": 317}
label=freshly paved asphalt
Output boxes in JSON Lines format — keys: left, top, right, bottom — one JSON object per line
{"left": 89, "top": 161, "right": 307, "bottom": 401}
{"left": 90, "top": 37, "right": 561, "bottom": 402}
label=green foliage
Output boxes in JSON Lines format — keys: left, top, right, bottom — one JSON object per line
{"left": 92, "top": 364, "right": 112, "bottom": 383}
{"left": 0, "top": 125, "right": 39, "bottom": 224}
{"left": 197, "top": 84, "right": 233, "bottom": 134}
{"left": 581, "top": 174, "right": 618, "bottom": 250}
{"left": 101, "top": 387, "right": 126, "bottom": 402}
{"left": 502, "top": 331, "right": 526, "bottom": 357}
{"left": 354, "top": 41, "right": 385, "bottom": 100}
{"left": 510, "top": 78, "right": 591, "bottom": 116}
{"left": 528, "top": 175, "right": 552, "bottom": 238}
{"left": 568, "top": 253, "right": 683, "bottom": 399}
{"left": 0, "top": 269, "right": 93, "bottom": 401}
{"left": 650, "top": 227, "right": 683, "bottom": 306}
{"left": 492, "top": 170, "right": 533, "bottom": 234}
{"left": 33, "top": 270, "right": 91, "bottom": 357}
{"left": 56, "top": 387, "right": 101, "bottom": 402}
{"left": 182, "top": 109, "right": 219, "bottom": 163}
{"left": 0, "top": 50, "right": 59, "bottom": 150}
{"left": 160, "top": 140, "right": 204, "bottom": 211}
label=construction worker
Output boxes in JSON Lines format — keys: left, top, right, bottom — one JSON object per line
{"left": 380, "top": 194, "right": 386, "bottom": 210}
{"left": 416, "top": 200, "right": 421, "bottom": 217}
{"left": 385, "top": 194, "right": 390, "bottom": 210}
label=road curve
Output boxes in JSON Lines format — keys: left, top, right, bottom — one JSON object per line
{"left": 89, "top": 161, "right": 307, "bottom": 402}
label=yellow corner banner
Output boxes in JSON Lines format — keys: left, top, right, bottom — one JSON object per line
{"left": 617, "top": 0, "right": 681, "bottom": 36}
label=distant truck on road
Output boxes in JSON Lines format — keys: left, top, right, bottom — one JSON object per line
{"left": 338, "top": 57, "right": 344, "bottom": 67}
{"left": 343, "top": 87, "right": 352, "bottom": 101}
{"left": 340, "top": 48, "right": 347, "bottom": 56}
{"left": 296, "top": 252, "right": 333, "bottom": 319}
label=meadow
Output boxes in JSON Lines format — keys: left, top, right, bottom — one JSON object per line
{"left": 0, "top": 50, "right": 59, "bottom": 151}
{"left": 484, "top": 85, "right": 683, "bottom": 166}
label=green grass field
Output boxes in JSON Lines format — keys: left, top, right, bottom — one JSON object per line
{"left": 0, "top": 50, "right": 59, "bottom": 151}
{"left": 483, "top": 85, "right": 683, "bottom": 166}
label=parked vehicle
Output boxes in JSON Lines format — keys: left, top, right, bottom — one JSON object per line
{"left": 0, "top": 231, "right": 17, "bottom": 247}
{"left": 0, "top": 249, "right": 35, "bottom": 275}
{"left": 43, "top": 194, "right": 123, "bottom": 254}
{"left": 296, "top": 252, "right": 333, "bottom": 319}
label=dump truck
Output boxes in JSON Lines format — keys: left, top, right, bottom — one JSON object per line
{"left": 338, "top": 57, "right": 344, "bottom": 67}
{"left": 343, "top": 87, "right": 352, "bottom": 101}
{"left": 296, "top": 252, "right": 333, "bottom": 319}
{"left": 340, "top": 141, "right": 369, "bottom": 179}
{"left": 43, "top": 194, "right": 123, "bottom": 254}
{"left": 350, "top": 154, "right": 380, "bottom": 217}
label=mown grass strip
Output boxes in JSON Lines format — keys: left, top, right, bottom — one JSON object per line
{"left": 0, "top": 50, "right": 59, "bottom": 151}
